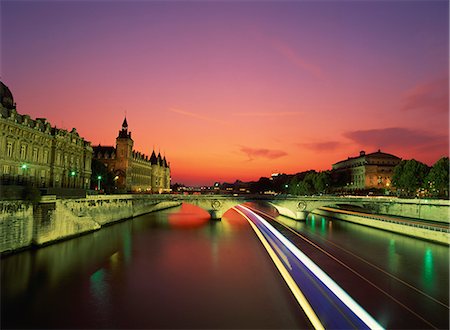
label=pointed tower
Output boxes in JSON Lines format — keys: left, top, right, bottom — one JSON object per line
{"left": 150, "top": 150, "right": 158, "bottom": 193}
{"left": 115, "top": 117, "right": 134, "bottom": 191}
{"left": 163, "top": 156, "right": 171, "bottom": 191}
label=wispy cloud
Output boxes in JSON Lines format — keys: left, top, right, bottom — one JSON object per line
{"left": 269, "top": 38, "right": 323, "bottom": 79}
{"left": 233, "top": 111, "right": 302, "bottom": 117}
{"left": 344, "top": 127, "right": 447, "bottom": 152}
{"left": 169, "top": 108, "right": 229, "bottom": 125}
{"left": 401, "top": 77, "right": 448, "bottom": 113}
{"left": 299, "top": 141, "right": 345, "bottom": 151}
{"left": 239, "top": 146, "right": 288, "bottom": 161}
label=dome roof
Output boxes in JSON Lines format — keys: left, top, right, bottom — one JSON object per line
{"left": 0, "top": 81, "right": 15, "bottom": 110}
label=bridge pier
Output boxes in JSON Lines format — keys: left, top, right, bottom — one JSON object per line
{"left": 295, "top": 211, "right": 308, "bottom": 220}
{"left": 275, "top": 208, "right": 309, "bottom": 220}
{"left": 208, "top": 209, "right": 222, "bottom": 220}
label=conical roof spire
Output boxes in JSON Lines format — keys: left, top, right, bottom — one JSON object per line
{"left": 150, "top": 150, "right": 158, "bottom": 165}
{"left": 122, "top": 117, "right": 128, "bottom": 130}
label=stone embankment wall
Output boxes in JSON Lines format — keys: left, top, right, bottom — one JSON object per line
{"left": 0, "top": 195, "right": 181, "bottom": 254}
{"left": 313, "top": 208, "right": 449, "bottom": 245}
{"left": 368, "top": 199, "right": 449, "bottom": 224}
{"left": 0, "top": 202, "right": 34, "bottom": 252}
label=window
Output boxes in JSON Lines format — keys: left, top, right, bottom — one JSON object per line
{"left": 3, "top": 165, "right": 10, "bottom": 174}
{"left": 20, "top": 145, "right": 27, "bottom": 159}
{"left": 32, "top": 148, "right": 38, "bottom": 162}
{"left": 56, "top": 153, "right": 61, "bottom": 165}
{"left": 7, "top": 142, "right": 13, "bottom": 157}
{"left": 43, "top": 150, "right": 49, "bottom": 163}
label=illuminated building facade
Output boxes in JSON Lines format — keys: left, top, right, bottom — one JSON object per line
{"left": 332, "top": 150, "right": 401, "bottom": 190}
{"left": 0, "top": 81, "right": 93, "bottom": 189}
{"left": 93, "top": 118, "right": 171, "bottom": 193}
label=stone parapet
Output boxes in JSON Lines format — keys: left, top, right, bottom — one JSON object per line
{"left": 0, "top": 195, "right": 181, "bottom": 254}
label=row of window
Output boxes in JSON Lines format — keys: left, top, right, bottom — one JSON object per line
{"left": 4, "top": 140, "right": 91, "bottom": 169}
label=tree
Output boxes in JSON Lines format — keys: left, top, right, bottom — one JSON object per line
{"left": 426, "top": 157, "right": 449, "bottom": 198}
{"left": 297, "top": 180, "right": 313, "bottom": 195}
{"left": 250, "top": 177, "right": 273, "bottom": 194}
{"left": 90, "top": 159, "right": 115, "bottom": 193}
{"left": 313, "top": 171, "right": 331, "bottom": 194}
{"left": 392, "top": 159, "right": 430, "bottom": 197}
{"left": 288, "top": 176, "right": 299, "bottom": 195}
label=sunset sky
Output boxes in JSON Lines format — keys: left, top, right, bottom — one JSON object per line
{"left": 1, "top": 0, "right": 448, "bottom": 186}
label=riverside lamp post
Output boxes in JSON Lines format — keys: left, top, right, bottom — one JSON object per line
{"left": 97, "top": 175, "right": 102, "bottom": 190}
{"left": 21, "top": 164, "right": 28, "bottom": 184}
{"left": 70, "top": 170, "right": 76, "bottom": 188}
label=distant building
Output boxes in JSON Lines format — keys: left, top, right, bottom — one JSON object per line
{"left": 332, "top": 150, "right": 401, "bottom": 190}
{"left": 0, "top": 81, "right": 93, "bottom": 190}
{"left": 93, "top": 118, "right": 170, "bottom": 193}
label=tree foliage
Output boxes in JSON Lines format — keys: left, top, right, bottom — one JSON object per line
{"left": 288, "top": 171, "right": 331, "bottom": 196}
{"left": 392, "top": 159, "right": 430, "bottom": 196}
{"left": 90, "top": 159, "right": 115, "bottom": 193}
{"left": 426, "top": 157, "right": 449, "bottom": 198}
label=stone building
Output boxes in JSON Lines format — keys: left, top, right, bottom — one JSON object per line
{"left": 93, "top": 118, "right": 171, "bottom": 193}
{"left": 0, "top": 81, "right": 93, "bottom": 190}
{"left": 332, "top": 150, "right": 401, "bottom": 190}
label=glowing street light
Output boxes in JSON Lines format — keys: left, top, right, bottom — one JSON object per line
{"left": 97, "top": 175, "right": 102, "bottom": 190}
{"left": 21, "top": 164, "right": 28, "bottom": 170}
{"left": 70, "top": 170, "right": 76, "bottom": 177}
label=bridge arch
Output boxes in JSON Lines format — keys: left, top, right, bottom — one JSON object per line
{"left": 169, "top": 196, "right": 276, "bottom": 220}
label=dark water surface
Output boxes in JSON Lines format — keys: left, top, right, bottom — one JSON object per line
{"left": 1, "top": 204, "right": 309, "bottom": 329}
{"left": 274, "top": 208, "right": 450, "bottom": 329}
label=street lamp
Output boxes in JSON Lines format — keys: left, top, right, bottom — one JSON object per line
{"left": 97, "top": 175, "right": 102, "bottom": 190}
{"left": 20, "top": 164, "right": 28, "bottom": 184}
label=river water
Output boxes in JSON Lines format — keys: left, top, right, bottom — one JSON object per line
{"left": 2, "top": 202, "right": 449, "bottom": 329}
{"left": 1, "top": 204, "right": 309, "bottom": 329}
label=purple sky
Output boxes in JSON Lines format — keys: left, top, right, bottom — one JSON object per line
{"left": 1, "top": 0, "right": 448, "bottom": 185}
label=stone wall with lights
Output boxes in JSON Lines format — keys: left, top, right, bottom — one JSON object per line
{"left": 0, "top": 195, "right": 181, "bottom": 254}
{"left": 0, "top": 201, "right": 34, "bottom": 252}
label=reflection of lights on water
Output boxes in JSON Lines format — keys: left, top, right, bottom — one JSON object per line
{"left": 321, "top": 217, "right": 326, "bottom": 233}
{"left": 168, "top": 204, "right": 210, "bottom": 229}
{"left": 238, "top": 206, "right": 382, "bottom": 330}
{"left": 110, "top": 252, "right": 119, "bottom": 271}
{"left": 90, "top": 268, "right": 110, "bottom": 313}
{"left": 423, "top": 248, "right": 434, "bottom": 287}
{"left": 388, "top": 239, "right": 398, "bottom": 273}
{"left": 234, "top": 207, "right": 323, "bottom": 329}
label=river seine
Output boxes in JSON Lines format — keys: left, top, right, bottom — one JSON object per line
{"left": 2, "top": 202, "right": 449, "bottom": 329}
{"left": 1, "top": 204, "right": 308, "bottom": 329}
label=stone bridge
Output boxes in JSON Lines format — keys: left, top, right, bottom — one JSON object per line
{"left": 172, "top": 195, "right": 449, "bottom": 223}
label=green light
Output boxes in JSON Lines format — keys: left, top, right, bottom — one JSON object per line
{"left": 70, "top": 171, "right": 76, "bottom": 176}
{"left": 310, "top": 214, "right": 316, "bottom": 233}
{"left": 21, "top": 164, "right": 27, "bottom": 169}
{"left": 423, "top": 248, "right": 434, "bottom": 288}
{"left": 97, "top": 175, "right": 102, "bottom": 180}
{"left": 388, "top": 239, "right": 398, "bottom": 273}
